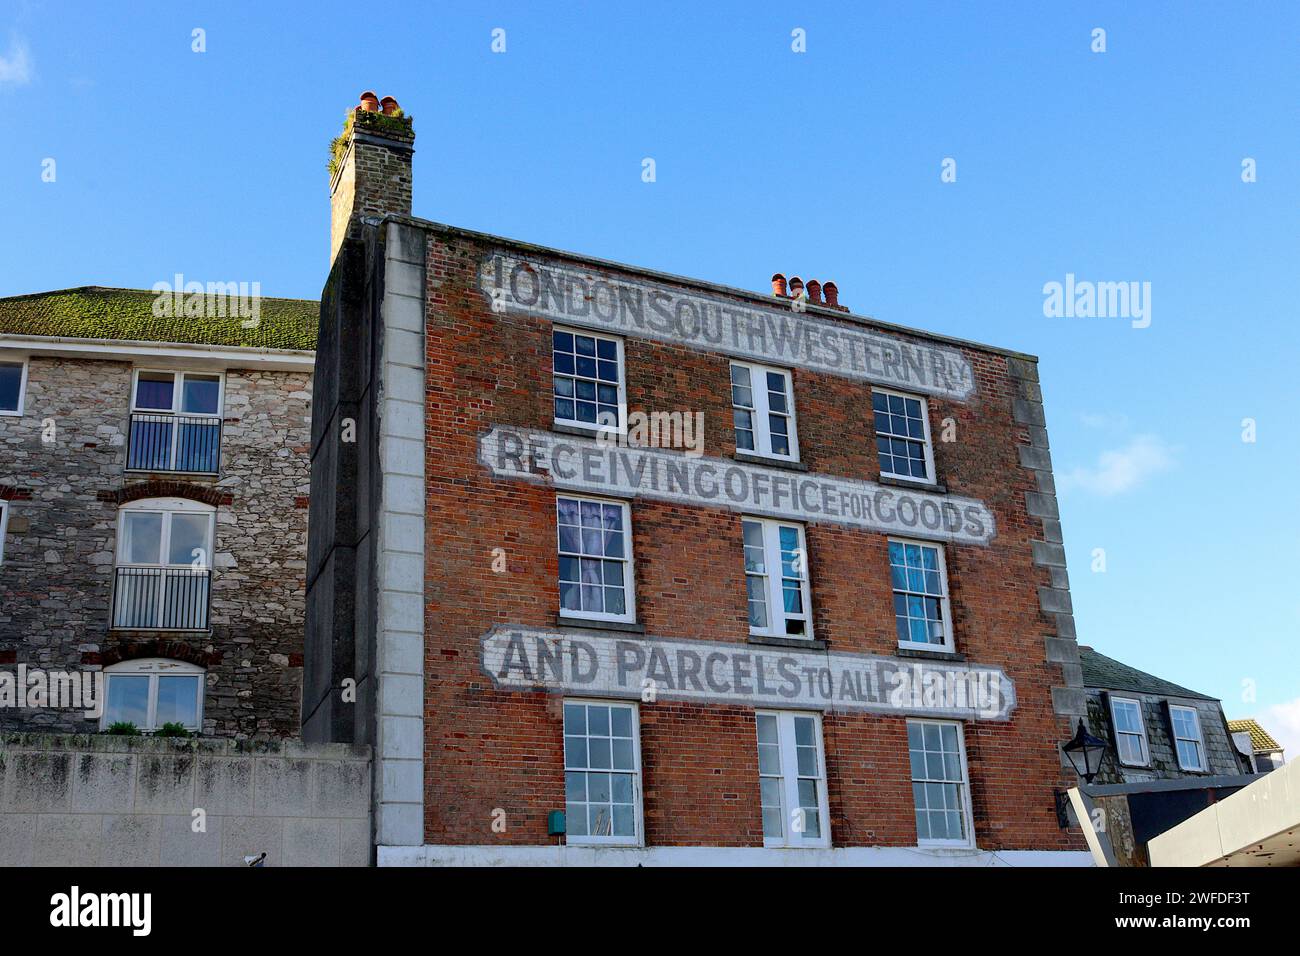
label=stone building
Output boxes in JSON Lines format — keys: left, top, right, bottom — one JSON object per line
{"left": 0, "top": 287, "right": 315, "bottom": 738}
{"left": 1081, "top": 645, "right": 1248, "bottom": 784}
{"left": 307, "top": 95, "right": 1093, "bottom": 865}
{"left": 1074, "top": 644, "right": 1256, "bottom": 866}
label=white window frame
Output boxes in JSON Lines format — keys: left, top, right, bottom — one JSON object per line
{"left": 889, "top": 537, "right": 955, "bottom": 652}
{"left": 1169, "top": 704, "right": 1207, "bottom": 772}
{"left": 0, "top": 357, "right": 28, "bottom": 417}
{"left": 556, "top": 494, "right": 636, "bottom": 624}
{"left": 551, "top": 326, "right": 627, "bottom": 435}
{"left": 872, "top": 387, "right": 936, "bottom": 483}
{"left": 563, "top": 698, "right": 644, "bottom": 847}
{"left": 1109, "top": 695, "right": 1150, "bottom": 767}
{"left": 743, "top": 517, "right": 813, "bottom": 640}
{"left": 99, "top": 658, "right": 205, "bottom": 732}
{"left": 0, "top": 499, "right": 9, "bottom": 564}
{"left": 730, "top": 361, "right": 799, "bottom": 461}
{"left": 112, "top": 498, "right": 216, "bottom": 631}
{"left": 755, "top": 710, "right": 831, "bottom": 849}
{"left": 908, "top": 718, "right": 975, "bottom": 849}
{"left": 128, "top": 368, "right": 225, "bottom": 473}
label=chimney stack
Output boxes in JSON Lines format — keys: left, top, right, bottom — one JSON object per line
{"left": 329, "top": 91, "right": 415, "bottom": 264}
{"left": 769, "top": 272, "right": 847, "bottom": 311}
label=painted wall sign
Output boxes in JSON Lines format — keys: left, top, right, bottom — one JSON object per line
{"left": 482, "top": 626, "right": 1017, "bottom": 721}
{"left": 479, "top": 252, "right": 976, "bottom": 401}
{"left": 479, "top": 425, "right": 996, "bottom": 546}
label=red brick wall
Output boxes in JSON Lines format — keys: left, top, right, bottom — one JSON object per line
{"left": 421, "top": 231, "right": 1082, "bottom": 850}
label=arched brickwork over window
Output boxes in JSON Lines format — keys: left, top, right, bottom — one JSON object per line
{"left": 98, "top": 640, "right": 222, "bottom": 669}
{"left": 98, "top": 480, "right": 232, "bottom": 508}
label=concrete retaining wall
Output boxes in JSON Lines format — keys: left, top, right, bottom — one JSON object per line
{"left": 0, "top": 734, "right": 371, "bottom": 866}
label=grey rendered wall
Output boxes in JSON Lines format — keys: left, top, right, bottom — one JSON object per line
{"left": 0, "top": 734, "right": 370, "bottom": 866}
{"left": 302, "top": 222, "right": 426, "bottom": 851}
{"left": 303, "top": 235, "right": 379, "bottom": 745}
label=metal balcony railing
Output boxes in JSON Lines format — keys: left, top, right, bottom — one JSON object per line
{"left": 126, "top": 413, "right": 221, "bottom": 474}
{"left": 111, "top": 566, "right": 212, "bottom": 631}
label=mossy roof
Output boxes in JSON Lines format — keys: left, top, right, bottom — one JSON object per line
{"left": 0, "top": 286, "right": 317, "bottom": 351}
{"left": 1078, "top": 646, "right": 1214, "bottom": 701}
{"left": 1227, "top": 719, "right": 1282, "bottom": 752}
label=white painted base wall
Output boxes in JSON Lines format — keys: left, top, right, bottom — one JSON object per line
{"left": 380, "top": 844, "right": 1094, "bottom": 867}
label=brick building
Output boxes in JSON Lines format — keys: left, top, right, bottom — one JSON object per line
{"left": 1071, "top": 645, "right": 1258, "bottom": 866}
{"left": 0, "top": 287, "right": 315, "bottom": 738}
{"left": 308, "top": 96, "right": 1093, "bottom": 864}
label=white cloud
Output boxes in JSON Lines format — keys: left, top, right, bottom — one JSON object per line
{"left": 1261, "top": 697, "right": 1300, "bottom": 765}
{"left": 0, "top": 36, "right": 32, "bottom": 87}
{"left": 1057, "top": 434, "right": 1176, "bottom": 497}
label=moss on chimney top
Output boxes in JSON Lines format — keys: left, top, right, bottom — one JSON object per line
{"left": 328, "top": 109, "right": 415, "bottom": 178}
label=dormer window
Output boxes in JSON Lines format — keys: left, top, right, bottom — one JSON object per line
{"left": 127, "top": 369, "right": 223, "bottom": 474}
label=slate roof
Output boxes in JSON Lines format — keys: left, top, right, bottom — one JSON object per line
{"left": 1078, "top": 646, "right": 1216, "bottom": 701}
{"left": 0, "top": 286, "right": 317, "bottom": 351}
{"left": 1227, "top": 718, "right": 1283, "bottom": 753}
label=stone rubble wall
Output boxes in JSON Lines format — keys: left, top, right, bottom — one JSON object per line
{"left": 0, "top": 356, "right": 311, "bottom": 737}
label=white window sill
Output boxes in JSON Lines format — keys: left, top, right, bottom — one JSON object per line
{"left": 896, "top": 642, "right": 958, "bottom": 658}
{"left": 914, "top": 842, "right": 979, "bottom": 854}
{"left": 748, "top": 632, "right": 823, "bottom": 650}
{"left": 556, "top": 615, "right": 644, "bottom": 634}
{"left": 878, "top": 473, "right": 946, "bottom": 493}
{"left": 553, "top": 421, "right": 625, "bottom": 438}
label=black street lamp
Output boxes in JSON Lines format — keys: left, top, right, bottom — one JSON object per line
{"left": 1062, "top": 719, "right": 1108, "bottom": 783}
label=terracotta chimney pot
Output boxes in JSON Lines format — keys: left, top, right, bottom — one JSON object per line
{"left": 823, "top": 281, "right": 840, "bottom": 309}
{"left": 359, "top": 90, "right": 380, "bottom": 112}
{"left": 771, "top": 273, "right": 788, "bottom": 297}
{"left": 380, "top": 96, "right": 400, "bottom": 116}
{"left": 806, "top": 280, "right": 822, "bottom": 305}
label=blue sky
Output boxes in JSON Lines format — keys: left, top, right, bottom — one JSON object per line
{"left": 2, "top": 2, "right": 1296, "bottom": 752}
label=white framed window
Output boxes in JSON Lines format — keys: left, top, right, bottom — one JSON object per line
{"left": 112, "top": 498, "right": 215, "bottom": 631}
{"left": 731, "top": 362, "right": 799, "bottom": 460}
{"left": 552, "top": 327, "right": 625, "bottom": 432}
{"left": 128, "top": 369, "right": 224, "bottom": 473}
{"left": 908, "top": 719, "right": 974, "bottom": 847}
{"left": 100, "top": 658, "right": 204, "bottom": 732}
{"left": 563, "top": 699, "right": 642, "bottom": 845}
{"left": 0, "top": 499, "right": 9, "bottom": 564}
{"left": 557, "top": 495, "right": 635, "bottom": 623}
{"left": 1169, "top": 704, "right": 1206, "bottom": 772}
{"left": 743, "top": 517, "right": 812, "bottom": 639}
{"left": 889, "top": 538, "right": 954, "bottom": 651}
{"left": 755, "top": 710, "right": 831, "bottom": 848}
{"left": 872, "top": 388, "right": 934, "bottom": 482}
{"left": 1109, "top": 696, "right": 1149, "bottom": 766}
{"left": 0, "top": 358, "right": 28, "bottom": 416}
